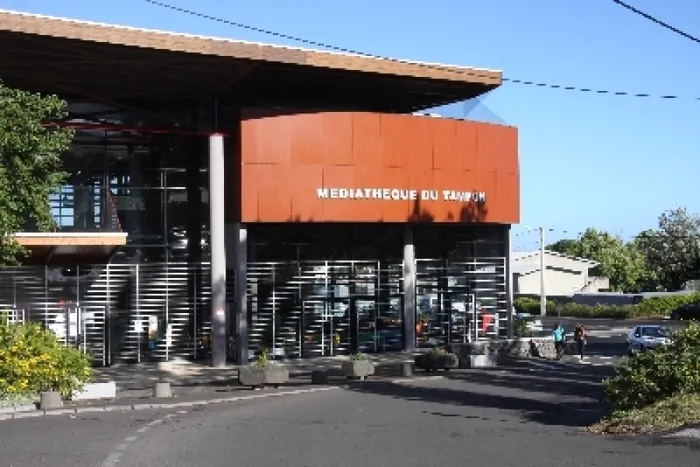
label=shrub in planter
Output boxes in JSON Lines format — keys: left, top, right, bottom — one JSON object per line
{"left": 0, "top": 317, "right": 92, "bottom": 400}
{"left": 415, "top": 347, "right": 459, "bottom": 372}
{"left": 341, "top": 353, "right": 375, "bottom": 380}
{"left": 602, "top": 322, "right": 700, "bottom": 410}
{"left": 514, "top": 317, "right": 530, "bottom": 337}
{"left": 238, "top": 348, "right": 289, "bottom": 389}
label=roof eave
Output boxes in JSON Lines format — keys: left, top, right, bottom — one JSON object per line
{"left": 0, "top": 9, "right": 502, "bottom": 88}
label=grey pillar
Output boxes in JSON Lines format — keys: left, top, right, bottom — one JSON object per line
{"left": 209, "top": 134, "right": 227, "bottom": 368}
{"left": 505, "top": 225, "right": 515, "bottom": 339}
{"left": 403, "top": 226, "right": 416, "bottom": 352}
{"left": 234, "top": 223, "right": 249, "bottom": 365}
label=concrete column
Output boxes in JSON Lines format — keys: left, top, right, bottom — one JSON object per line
{"left": 403, "top": 226, "right": 416, "bottom": 352}
{"left": 234, "top": 223, "right": 249, "bottom": 365}
{"left": 505, "top": 225, "right": 514, "bottom": 339}
{"left": 209, "top": 134, "right": 227, "bottom": 368}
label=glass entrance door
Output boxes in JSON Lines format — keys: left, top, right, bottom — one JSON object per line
{"left": 447, "top": 294, "right": 474, "bottom": 344}
{"left": 302, "top": 299, "right": 328, "bottom": 358}
{"left": 329, "top": 298, "right": 350, "bottom": 356}
{"left": 302, "top": 298, "right": 350, "bottom": 357}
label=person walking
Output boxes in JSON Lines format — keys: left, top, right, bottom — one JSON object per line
{"left": 573, "top": 323, "right": 587, "bottom": 360}
{"left": 552, "top": 323, "right": 566, "bottom": 360}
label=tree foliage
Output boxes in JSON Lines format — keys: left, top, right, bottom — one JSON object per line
{"left": 636, "top": 208, "right": 700, "bottom": 291}
{"left": 548, "top": 228, "right": 648, "bottom": 292}
{"left": 0, "top": 82, "right": 74, "bottom": 265}
{"left": 546, "top": 207, "right": 700, "bottom": 292}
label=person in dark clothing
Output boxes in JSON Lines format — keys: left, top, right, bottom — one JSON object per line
{"left": 573, "top": 323, "right": 587, "bottom": 359}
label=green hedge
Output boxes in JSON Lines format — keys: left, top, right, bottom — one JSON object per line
{"left": 636, "top": 294, "right": 700, "bottom": 315}
{"left": 514, "top": 293, "right": 700, "bottom": 319}
{"left": 0, "top": 315, "right": 92, "bottom": 398}
{"left": 603, "top": 322, "right": 700, "bottom": 410}
{"left": 513, "top": 297, "right": 556, "bottom": 315}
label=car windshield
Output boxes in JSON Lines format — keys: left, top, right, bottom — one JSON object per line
{"left": 641, "top": 327, "right": 671, "bottom": 338}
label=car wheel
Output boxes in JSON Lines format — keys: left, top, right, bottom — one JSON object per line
{"left": 671, "top": 312, "right": 681, "bottom": 321}
{"left": 640, "top": 346, "right": 647, "bottom": 353}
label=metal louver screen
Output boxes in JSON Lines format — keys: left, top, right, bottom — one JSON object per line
{"left": 246, "top": 260, "right": 404, "bottom": 360}
{"left": 0, "top": 255, "right": 506, "bottom": 365}
{"left": 0, "top": 263, "right": 214, "bottom": 366}
{"left": 416, "top": 257, "right": 507, "bottom": 346}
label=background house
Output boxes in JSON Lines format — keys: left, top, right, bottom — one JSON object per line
{"left": 513, "top": 250, "right": 610, "bottom": 297}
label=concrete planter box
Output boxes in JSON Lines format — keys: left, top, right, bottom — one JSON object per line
{"left": 71, "top": 382, "right": 117, "bottom": 401}
{"left": 238, "top": 366, "right": 289, "bottom": 389}
{"left": 39, "top": 391, "right": 63, "bottom": 410}
{"left": 341, "top": 360, "right": 375, "bottom": 380}
{"left": 448, "top": 337, "right": 560, "bottom": 361}
{"left": 415, "top": 353, "right": 459, "bottom": 372}
{"left": 463, "top": 354, "right": 498, "bottom": 368}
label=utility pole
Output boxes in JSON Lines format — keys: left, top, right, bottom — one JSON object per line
{"left": 539, "top": 227, "right": 547, "bottom": 317}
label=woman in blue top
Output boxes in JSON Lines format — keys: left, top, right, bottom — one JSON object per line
{"left": 552, "top": 323, "right": 566, "bottom": 360}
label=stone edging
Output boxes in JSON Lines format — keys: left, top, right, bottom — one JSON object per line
{"left": 0, "top": 404, "right": 36, "bottom": 415}
{"left": 0, "top": 375, "right": 444, "bottom": 422}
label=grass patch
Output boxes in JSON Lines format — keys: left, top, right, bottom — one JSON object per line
{"left": 588, "top": 392, "right": 700, "bottom": 435}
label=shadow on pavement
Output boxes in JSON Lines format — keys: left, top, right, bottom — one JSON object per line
{"left": 443, "top": 368, "right": 607, "bottom": 403}
{"left": 582, "top": 342, "right": 627, "bottom": 357}
{"left": 500, "top": 363, "right": 616, "bottom": 384}
{"left": 345, "top": 378, "right": 607, "bottom": 428}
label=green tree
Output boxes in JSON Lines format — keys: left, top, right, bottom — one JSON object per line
{"left": 547, "top": 238, "right": 578, "bottom": 255}
{"left": 554, "top": 228, "right": 650, "bottom": 292}
{"left": 636, "top": 208, "right": 700, "bottom": 291}
{"left": 0, "top": 82, "right": 73, "bottom": 265}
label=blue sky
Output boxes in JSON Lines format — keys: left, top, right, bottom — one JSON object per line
{"left": 2, "top": 0, "right": 698, "bottom": 250}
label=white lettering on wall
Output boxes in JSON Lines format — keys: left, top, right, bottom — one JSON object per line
{"left": 316, "top": 188, "right": 486, "bottom": 203}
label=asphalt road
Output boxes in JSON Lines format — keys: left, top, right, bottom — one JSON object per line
{"left": 2, "top": 361, "right": 699, "bottom": 467}
{"left": 0, "top": 409, "right": 178, "bottom": 467}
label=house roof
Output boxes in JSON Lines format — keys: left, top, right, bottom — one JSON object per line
{"left": 513, "top": 250, "right": 599, "bottom": 267}
{"left": 0, "top": 9, "right": 501, "bottom": 112}
{"left": 512, "top": 263, "right": 541, "bottom": 275}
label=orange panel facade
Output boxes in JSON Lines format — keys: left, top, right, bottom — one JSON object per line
{"left": 238, "top": 111, "right": 519, "bottom": 224}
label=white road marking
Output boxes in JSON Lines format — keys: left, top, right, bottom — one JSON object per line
{"left": 98, "top": 387, "right": 343, "bottom": 466}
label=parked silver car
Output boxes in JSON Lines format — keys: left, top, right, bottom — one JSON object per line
{"left": 627, "top": 325, "right": 673, "bottom": 355}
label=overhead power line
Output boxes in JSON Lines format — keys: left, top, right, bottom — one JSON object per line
{"left": 514, "top": 227, "right": 700, "bottom": 241}
{"left": 143, "top": 0, "right": 698, "bottom": 102}
{"left": 612, "top": 0, "right": 700, "bottom": 44}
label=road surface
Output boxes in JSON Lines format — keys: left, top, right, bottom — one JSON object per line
{"left": 1, "top": 360, "right": 698, "bottom": 466}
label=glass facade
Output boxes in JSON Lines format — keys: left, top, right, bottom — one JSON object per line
{"left": 245, "top": 224, "right": 507, "bottom": 360}
{"left": 1, "top": 101, "right": 510, "bottom": 365}
{"left": 54, "top": 101, "right": 211, "bottom": 263}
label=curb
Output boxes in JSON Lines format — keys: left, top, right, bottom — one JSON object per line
{"left": 0, "top": 375, "right": 444, "bottom": 422}
{"left": 663, "top": 427, "right": 700, "bottom": 440}
{"left": 0, "top": 387, "right": 341, "bottom": 421}
{"left": 0, "top": 404, "right": 36, "bottom": 415}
